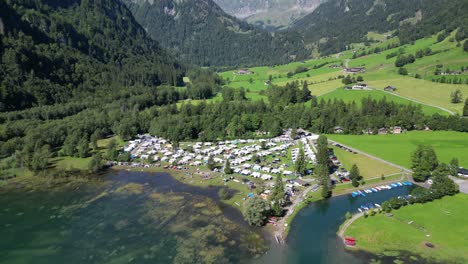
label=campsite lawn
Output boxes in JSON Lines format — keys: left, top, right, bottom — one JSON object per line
{"left": 344, "top": 194, "right": 468, "bottom": 263}
{"left": 330, "top": 146, "right": 401, "bottom": 180}
{"left": 328, "top": 131, "right": 468, "bottom": 169}
{"left": 319, "top": 88, "right": 447, "bottom": 115}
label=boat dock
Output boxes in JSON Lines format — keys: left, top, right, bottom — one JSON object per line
{"left": 351, "top": 181, "right": 413, "bottom": 198}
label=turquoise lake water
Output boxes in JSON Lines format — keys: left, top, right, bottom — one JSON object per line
{"left": 1, "top": 171, "right": 419, "bottom": 264}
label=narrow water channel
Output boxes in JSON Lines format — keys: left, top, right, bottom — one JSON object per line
{"left": 257, "top": 186, "right": 412, "bottom": 264}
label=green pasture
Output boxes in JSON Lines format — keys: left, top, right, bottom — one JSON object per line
{"left": 345, "top": 194, "right": 468, "bottom": 263}
{"left": 366, "top": 77, "right": 468, "bottom": 114}
{"left": 330, "top": 146, "right": 401, "bottom": 180}
{"left": 319, "top": 88, "right": 447, "bottom": 115}
{"left": 328, "top": 131, "right": 468, "bottom": 169}
{"left": 218, "top": 32, "right": 468, "bottom": 115}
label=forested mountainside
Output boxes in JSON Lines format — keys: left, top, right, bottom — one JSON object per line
{"left": 123, "top": 0, "right": 309, "bottom": 67}
{"left": 213, "top": 0, "right": 325, "bottom": 30}
{"left": 292, "top": 0, "right": 468, "bottom": 55}
{"left": 0, "top": 0, "right": 183, "bottom": 112}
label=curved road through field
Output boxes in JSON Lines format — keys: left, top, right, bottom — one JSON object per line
{"left": 381, "top": 90, "right": 455, "bottom": 115}
{"left": 328, "top": 139, "right": 429, "bottom": 189}
{"left": 328, "top": 139, "right": 412, "bottom": 173}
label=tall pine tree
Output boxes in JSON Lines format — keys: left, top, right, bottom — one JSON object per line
{"left": 350, "top": 164, "right": 361, "bottom": 187}
{"left": 294, "top": 146, "right": 306, "bottom": 175}
{"left": 270, "top": 174, "right": 285, "bottom": 216}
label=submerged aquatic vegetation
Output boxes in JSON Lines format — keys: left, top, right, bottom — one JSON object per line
{"left": 114, "top": 183, "right": 144, "bottom": 195}
{"left": 0, "top": 172, "right": 268, "bottom": 264}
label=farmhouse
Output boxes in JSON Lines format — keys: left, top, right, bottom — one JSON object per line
{"left": 334, "top": 126, "right": 344, "bottom": 134}
{"left": 351, "top": 83, "right": 370, "bottom": 90}
{"left": 343, "top": 67, "right": 366, "bottom": 74}
{"left": 378, "top": 128, "right": 388, "bottom": 135}
{"left": 392, "top": 126, "right": 402, "bottom": 134}
{"left": 237, "top": 69, "right": 253, "bottom": 75}
{"left": 384, "top": 86, "right": 397, "bottom": 92}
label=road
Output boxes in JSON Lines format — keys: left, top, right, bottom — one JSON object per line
{"left": 328, "top": 139, "right": 411, "bottom": 173}
{"left": 328, "top": 139, "right": 429, "bottom": 189}
{"left": 381, "top": 90, "right": 455, "bottom": 115}
{"left": 449, "top": 176, "right": 468, "bottom": 194}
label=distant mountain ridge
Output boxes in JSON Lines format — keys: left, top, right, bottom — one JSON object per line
{"left": 213, "top": 0, "right": 325, "bottom": 30}
{"left": 291, "top": 0, "right": 468, "bottom": 55}
{"left": 123, "top": 0, "right": 310, "bottom": 66}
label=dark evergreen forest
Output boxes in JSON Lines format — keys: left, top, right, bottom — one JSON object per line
{"left": 292, "top": 0, "right": 468, "bottom": 55}
{"left": 123, "top": 0, "right": 309, "bottom": 67}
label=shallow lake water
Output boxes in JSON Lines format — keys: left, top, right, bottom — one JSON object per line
{"left": 0, "top": 171, "right": 267, "bottom": 264}
{"left": 1, "top": 171, "right": 423, "bottom": 264}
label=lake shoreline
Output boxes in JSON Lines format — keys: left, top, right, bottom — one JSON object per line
{"left": 337, "top": 194, "right": 468, "bottom": 264}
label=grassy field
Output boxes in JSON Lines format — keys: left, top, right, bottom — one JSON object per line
{"left": 219, "top": 57, "right": 342, "bottom": 94}
{"left": 319, "top": 88, "right": 447, "bottom": 115}
{"left": 219, "top": 32, "right": 468, "bottom": 114}
{"left": 329, "top": 131, "right": 468, "bottom": 169}
{"left": 344, "top": 194, "right": 468, "bottom": 263}
{"left": 331, "top": 146, "right": 400, "bottom": 180}
{"left": 366, "top": 78, "right": 468, "bottom": 114}
{"left": 52, "top": 156, "right": 91, "bottom": 171}
{"left": 331, "top": 145, "right": 401, "bottom": 179}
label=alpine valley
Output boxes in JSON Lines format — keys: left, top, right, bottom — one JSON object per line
{"left": 1, "top": 1, "right": 467, "bottom": 264}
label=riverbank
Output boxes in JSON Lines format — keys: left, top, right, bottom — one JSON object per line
{"left": 342, "top": 194, "right": 468, "bottom": 263}
{"left": 283, "top": 172, "right": 410, "bottom": 233}
{"left": 0, "top": 174, "right": 103, "bottom": 192}
{"left": 337, "top": 212, "right": 364, "bottom": 240}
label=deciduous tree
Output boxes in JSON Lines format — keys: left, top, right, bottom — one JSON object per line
{"left": 243, "top": 196, "right": 270, "bottom": 226}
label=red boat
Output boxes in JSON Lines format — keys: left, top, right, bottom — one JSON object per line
{"left": 344, "top": 237, "right": 356, "bottom": 246}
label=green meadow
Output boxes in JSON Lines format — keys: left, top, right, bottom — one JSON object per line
{"left": 331, "top": 146, "right": 400, "bottom": 180}
{"left": 345, "top": 194, "right": 468, "bottom": 263}
{"left": 328, "top": 131, "right": 468, "bottom": 169}
{"left": 219, "top": 31, "right": 468, "bottom": 114}
{"left": 319, "top": 88, "right": 447, "bottom": 115}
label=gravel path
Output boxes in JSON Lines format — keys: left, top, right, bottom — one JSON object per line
{"left": 328, "top": 139, "right": 412, "bottom": 173}
{"left": 328, "top": 139, "right": 430, "bottom": 189}
{"left": 337, "top": 212, "right": 364, "bottom": 239}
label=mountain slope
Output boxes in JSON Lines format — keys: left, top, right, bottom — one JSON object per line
{"left": 0, "top": 0, "right": 183, "bottom": 111}
{"left": 292, "top": 0, "right": 468, "bottom": 55}
{"left": 122, "top": 0, "right": 309, "bottom": 66}
{"left": 214, "top": 0, "right": 325, "bottom": 30}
